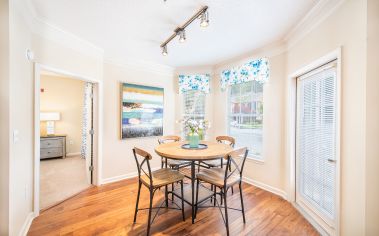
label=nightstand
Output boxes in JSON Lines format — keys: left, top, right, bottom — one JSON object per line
{"left": 40, "top": 135, "right": 66, "bottom": 159}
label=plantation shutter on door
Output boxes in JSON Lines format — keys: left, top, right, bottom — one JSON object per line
{"left": 297, "top": 61, "right": 337, "bottom": 222}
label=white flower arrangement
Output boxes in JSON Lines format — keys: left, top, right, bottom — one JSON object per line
{"left": 182, "top": 118, "right": 210, "bottom": 136}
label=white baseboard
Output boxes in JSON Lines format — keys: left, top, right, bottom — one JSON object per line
{"left": 66, "top": 152, "right": 81, "bottom": 157}
{"left": 19, "top": 212, "right": 35, "bottom": 236}
{"left": 101, "top": 167, "right": 159, "bottom": 185}
{"left": 242, "top": 176, "right": 288, "bottom": 200}
{"left": 292, "top": 203, "right": 329, "bottom": 236}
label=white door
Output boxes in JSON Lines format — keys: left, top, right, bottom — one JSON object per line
{"left": 296, "top": 61, "right": 339, "bottom": 234}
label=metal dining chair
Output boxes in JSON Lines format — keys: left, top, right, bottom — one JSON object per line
{"left": 201, "top": 136, "right": 236, "bottom": 195}
{"left": 132, "top": 147, "right": 185, "bottom": 236}
{"left": 158, "top": 135, "right": 190, "bottom": 169}
{"left": 195, "top": 147, "right": 248, "bottom": 236}
{"left": 202, "top": 136, "right": 236, "bottom": 168}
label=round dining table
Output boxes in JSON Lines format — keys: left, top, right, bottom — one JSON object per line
{"left": 155, "top": 141, "right": 233, "bottom": 224}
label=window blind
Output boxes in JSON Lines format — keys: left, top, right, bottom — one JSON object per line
{"left": 297, "top": 61, "right": 337, "bottom": 220}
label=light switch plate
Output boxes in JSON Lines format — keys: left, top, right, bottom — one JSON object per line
{"left": 13, "top": 130, "right": 19, "bottom": 144}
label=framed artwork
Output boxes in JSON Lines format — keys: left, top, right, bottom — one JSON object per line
{"left": 120, "top": 83, "right": 164, "bottom": 139}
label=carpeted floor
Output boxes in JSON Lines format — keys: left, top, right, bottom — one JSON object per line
{"left": 40, "top": 155, "right": 91, "bottom": 210}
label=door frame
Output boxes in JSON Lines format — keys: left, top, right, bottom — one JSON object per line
{"left": 286, "top": 48, "right": 341, "bottom": 236}
{"left": 33, "top": 63, "right": 103, "bottom": 216}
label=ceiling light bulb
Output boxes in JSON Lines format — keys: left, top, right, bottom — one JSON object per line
{"left": 200, "top": 11, "right": 209, "bottom": 28}
{"left": 161, "top": 45, "right": 168, "bottom": 56}
{"left": 178, "top": 30, "right": 186, "bottom": 43}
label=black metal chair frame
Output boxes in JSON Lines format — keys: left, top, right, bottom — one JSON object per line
{"left": 194, "top": 148, "right": 248, "bottom": 236}
{"left": 132, "top": 148, "right": 185, "bottom": 236}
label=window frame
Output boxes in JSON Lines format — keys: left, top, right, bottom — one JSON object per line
{"left": 181, "top": 90, "right": 206, "bottom": 137}
{"left": 226, "top": 81, "right": 264, "bottom": 161}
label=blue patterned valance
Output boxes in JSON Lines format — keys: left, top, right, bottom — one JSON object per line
{"left": 221, "top": 58, "right": 269, "bottom": 90}
{"left": 178, "top": 74, "right": 210, "bottom": 94}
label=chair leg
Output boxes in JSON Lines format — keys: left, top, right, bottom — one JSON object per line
{"left": 210, "top": 185, "right": 213, "bottom": 203}
{"left": 180, "top": 180, "right": 185, "bottom": 221}
{"left": 239, "top": 182, "right": 246, "bottom": 223}
{"left": 161, "top": 158, "right": 164, "bottom": 168}
{"left": 165, "top": 185, "right": 168, "bottom": 207}
{"left": 147, "top": 188, "right": 154, "bottom": 236}
{"left": 223, "top": 188, "right": 230, "bottom": 236}
{"left": 172, "top": 183, "right": 175, "bottom": 201}
{"left": 133, "top": 181, "right": 142, "bottom": 223}
{"left": 213, "top": 185, "right": 216, "bottom": 207}
{"left": 195, "top": 179, "right": 200, "bottom": 218}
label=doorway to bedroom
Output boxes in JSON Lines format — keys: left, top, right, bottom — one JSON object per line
{"left": 38, "top": 70, "right": 95, "bottom": 210}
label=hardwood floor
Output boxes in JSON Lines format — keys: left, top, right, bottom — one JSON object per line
{"left": 28, "top": 177, "right": 318, "bottom": 236}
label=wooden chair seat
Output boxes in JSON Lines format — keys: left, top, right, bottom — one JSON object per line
{"left": 196, "top": 168, "right": 240, "bottom": 188}
{"left": 141, "top": 168, "right": 184, "bottom": 188}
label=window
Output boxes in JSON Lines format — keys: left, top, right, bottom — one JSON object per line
{"left": 228, "top": 80, "right": 263, "bottom": 159}
{"left": 182, "top": 90, "right": 206, "bottom": 133}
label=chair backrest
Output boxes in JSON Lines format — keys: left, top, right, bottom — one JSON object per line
{"left": 216, "top": 136, "right": 235, "bottom": 147}
{"left": 133, "top": 147, "right": 153, "bottom": 186}
{"left": 223, "top": 147, "right": 248, "bottom": 183}
{"left": 158, "top": 135, "right": 181, "bottom": 144}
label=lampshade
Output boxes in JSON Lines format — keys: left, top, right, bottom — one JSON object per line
{"left": 40, "top": 112, "right": 60, "bottom": 121}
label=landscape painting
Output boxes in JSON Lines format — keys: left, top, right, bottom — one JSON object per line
{"left": 121, "top": 83, "right": 164, "bottom": 139}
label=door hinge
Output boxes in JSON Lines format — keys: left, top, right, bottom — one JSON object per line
{"left": 89, "top": 129, "right": 94, "bottom": 135}
{"left": 89, "top": 165, "right": 94, "bottom": 171}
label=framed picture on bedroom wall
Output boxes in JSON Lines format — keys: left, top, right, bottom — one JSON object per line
{"left": 120, "top": 83, "right": 164, "bottom": 139}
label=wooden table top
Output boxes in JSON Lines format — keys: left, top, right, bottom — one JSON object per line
{"left": 155, "top": 141, "right": 233, "bottom": 161}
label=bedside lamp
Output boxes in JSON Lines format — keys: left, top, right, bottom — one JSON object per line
{"left": 40, "top": 112, "right": 60, "bottom": 135}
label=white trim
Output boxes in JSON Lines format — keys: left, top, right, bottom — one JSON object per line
{"left": 104, "top": 58, "right": 175, "bottom": 77}
{"left": 101, "top": 167, "right": 160, "bottom": 185}
{"left": 284, "top": 0, "right": 345, "bottom": 50}
{"left": 18, "top": 212, "right": 35, "bottom": 236}
{"left": 292, "top": 203, "right": 329, "bottom": 236}
{"left": 65, "top": 152, "right": 81, "bottom": 157}
{"left": 242, "top": 176, "right": 287, "bottom": 200}
{"left": 286, "top": 48, "right": 341, "bottom": 236}
{"left": 33, "top": 63, "right": 103, "bottom": 217}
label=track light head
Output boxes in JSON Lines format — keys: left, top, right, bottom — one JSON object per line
{"left": 178, "top": 29, "right": 186, "bottom": 43}
{"left": 200, "top": 11, "right": 209, "bottom": 28}
{"left": 161, "top": 45, "right": 168, "bottom": 56}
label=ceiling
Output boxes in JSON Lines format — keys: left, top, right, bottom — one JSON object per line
{"left": 29, "top": 0, "right": 319, "bottom": 68}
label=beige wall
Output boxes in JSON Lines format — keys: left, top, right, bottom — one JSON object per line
{"left": 9, "top": 0, "right": 34, "bottom": 234}
{"left": 40, "top": 75, "right": 85, "bottom": 154}
{"left": 0, "top": 0, "right": 10, "bottom": 234}
{"left": 365, "top": 0, "right": 379, "bottom": 234}
{"left": 102, "top": 62, "right": 175, "bottom": 180}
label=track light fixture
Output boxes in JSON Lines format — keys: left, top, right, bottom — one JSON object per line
{"left": 160, "top": 6, "right": 209, "bottom": 56}
{"left": 200, "top": 11, "right": 209, "bottom": 28}
{"left": 161, "top": 45, "right": 168, "bottom": 56}
{"left": 178, "top": 29, "right": 186, "bottom": 43}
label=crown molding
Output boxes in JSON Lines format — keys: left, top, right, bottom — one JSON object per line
{"left": 104, "top": 56, "right": 175, "bottom": 76}
{"left": 212, "top": 0, "right": 345, "bottom": 73}
{"left": 214, "top": 40, "right": 286, "bottom": 74}
{"left": 283, "top": 0, "right": 346, "bottom": 50}
{"left": 22, "top": 0, "right": 345, "bottom": 74}
{"left": 22, "top": 0, "right": 104, "bottom": 60}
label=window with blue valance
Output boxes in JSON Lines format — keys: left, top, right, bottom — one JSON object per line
{"left": 220, "top": 58, "right": 269, "bottom": 90}
{"left": 178, "top": 74, "right": 210, "bottom": 94}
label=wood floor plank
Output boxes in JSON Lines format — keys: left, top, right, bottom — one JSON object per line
{"left": 28, "top": 178, "right": 319, "bottom": 236}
